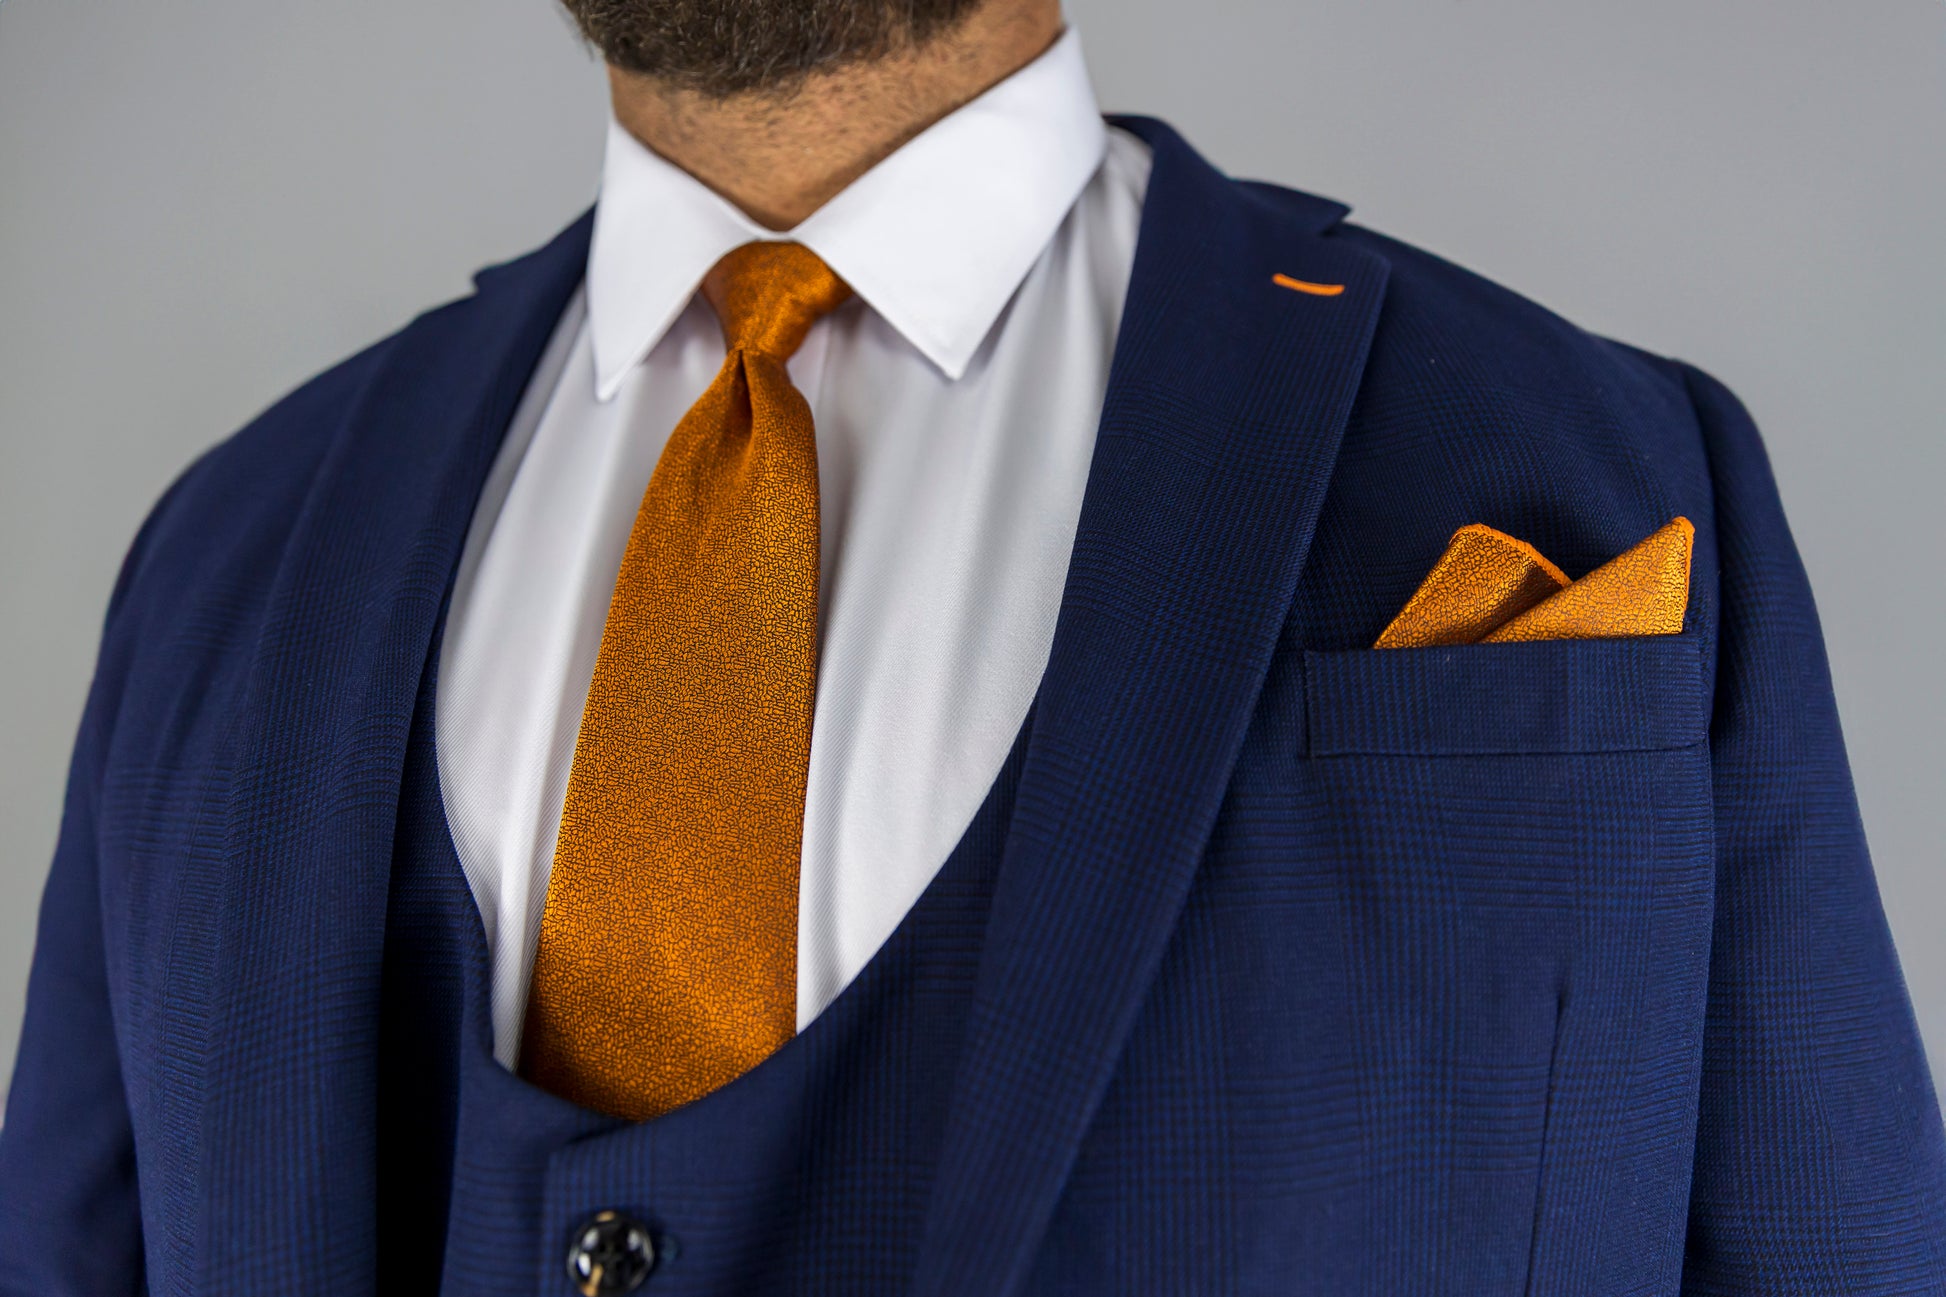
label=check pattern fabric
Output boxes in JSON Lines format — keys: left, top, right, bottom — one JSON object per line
{"left": 520, "top": 242, "right": 853, "bottom": 1123}
{"left": 3, "top": 120, "right": 1941, "bottom": 1296}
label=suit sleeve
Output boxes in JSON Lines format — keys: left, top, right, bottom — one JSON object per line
{"left": 1680, "top": 364, "right": 1946, "bottom": 1291}
{"left": 0, "top": 583, "right": 149, "bottom": 1291}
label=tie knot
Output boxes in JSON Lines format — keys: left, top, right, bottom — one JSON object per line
{"left": 702, "top": 242, "right": 853, "bottom": 361}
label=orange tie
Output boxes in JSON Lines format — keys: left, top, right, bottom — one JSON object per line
{"left": 520, "top": 242, "right": 852, "bottom": 1122}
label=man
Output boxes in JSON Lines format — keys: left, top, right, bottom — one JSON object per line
{"left": 2, "top": 0, "right": 1942, "bottom": 1291}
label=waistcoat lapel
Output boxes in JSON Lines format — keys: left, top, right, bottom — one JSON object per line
{"left": 199, "top": 217, "right": 590, "bottom": 1292}
{"left": 915, "top": 119, "right": 1389, "bottom": 1296}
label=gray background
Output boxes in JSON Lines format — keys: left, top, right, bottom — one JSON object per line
{"left": 1, "top": 0, "right": 1941, "bottom": 1093}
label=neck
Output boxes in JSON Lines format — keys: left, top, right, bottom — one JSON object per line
{"left": 605, "top": 2, "right": 1066, "bottom": 231}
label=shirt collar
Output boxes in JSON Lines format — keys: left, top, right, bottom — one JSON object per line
{"left": 586, "top": 28, "right": 1107, "bottom": 397}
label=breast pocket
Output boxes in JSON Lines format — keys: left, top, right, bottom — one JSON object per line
{"left": 1297, "top": 629, "right": 1715, "bottom": 971}
{"left": 1303, "top": 635, "right": 1707, "bottom": 758}
{"left": 1289, "top": 634, "right": 1716, "bottom": 1264}
{"left": 1296, "top": 634, "right": 1714, "bottom": 961}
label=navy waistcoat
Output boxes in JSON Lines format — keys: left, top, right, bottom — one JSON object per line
{"left": 375, "top": 640, "right": 1031, "bottom": 1295}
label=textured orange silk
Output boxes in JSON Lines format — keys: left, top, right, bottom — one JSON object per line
{"left": 520, "top": 243, "right": 853, "bottom": 1122}
{"left": 1373, "top": 525, "right": 1570, "bottom": 649}
{"left": 1376, "top": 517, "right": 1693, "bottom": 649}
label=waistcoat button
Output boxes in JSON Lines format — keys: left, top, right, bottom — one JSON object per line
{"left": 565, "top": 1211, "right": 657, "bottom": 1295}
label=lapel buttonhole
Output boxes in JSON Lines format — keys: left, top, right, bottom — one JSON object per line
{"left": 1272, "top": 273, "right": 1346, "bottom": 297}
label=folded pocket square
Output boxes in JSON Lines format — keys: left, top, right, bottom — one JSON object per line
{"left": 1375, "top": 517, "right": 1694, "bottom": 649}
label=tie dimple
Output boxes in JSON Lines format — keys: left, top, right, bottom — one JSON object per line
{"left": 520, "top": 242, "right": 851, "bottom": 1123}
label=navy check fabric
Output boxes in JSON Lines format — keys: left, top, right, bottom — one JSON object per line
{"left": 1, "top": 117, "right": 1941, "bottom": 1295}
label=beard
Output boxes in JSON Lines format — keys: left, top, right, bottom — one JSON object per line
{"left": 557, "top": 0, "right": 989, "bottom": 96}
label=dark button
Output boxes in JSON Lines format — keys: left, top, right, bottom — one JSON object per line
{"left": 566, "top": 1211, "right": 657, "bottom": 1295}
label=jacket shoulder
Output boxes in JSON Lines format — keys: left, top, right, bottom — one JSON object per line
{"left": 106, "top": 212, "right": 594, "bottom": 680}
{"left": 113, "top": 318, "right": 417, "bottom": 640}
{"left": 1277, "top": 206, "right": 1721, "bottom": 647}
{"left": 1334, "top": 219, "right": 1698, "bottom": 446}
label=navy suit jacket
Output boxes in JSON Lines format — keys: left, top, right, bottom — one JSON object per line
{"left": 3, "top": 118, "right": 1943, "bottom": 1294}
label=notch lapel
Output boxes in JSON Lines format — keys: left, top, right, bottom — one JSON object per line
{"left": 915, "top": 119, "right": 1389, "bottom": 1296}
{"left": 199, "top": 217, "right": 591, "bottom": 1291}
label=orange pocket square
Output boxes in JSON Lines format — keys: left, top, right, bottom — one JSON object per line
{"left": 1375, "top": 517, "right": 1694, "bottom": 649}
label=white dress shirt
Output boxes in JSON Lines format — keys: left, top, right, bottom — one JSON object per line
{"left": 437, "top": 30, "right": 1153, "bottom": 1065}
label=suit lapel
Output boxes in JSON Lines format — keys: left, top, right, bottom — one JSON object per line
{"left": 915, "top": 119, "right": 1389, "bottom": 1296}
{"left": 191, "top": 118, "right": 1380, "bottom": 1287}
{"left": 200, "top": 216, "right": 591, "bottom": 1291}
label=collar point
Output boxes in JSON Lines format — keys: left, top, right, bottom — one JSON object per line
{"left": 592, "top": 367, "right": 629, "bottom": 403}
{"left": 933, "top": 354, "right": 975, "bottom": 384}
